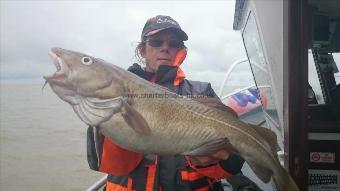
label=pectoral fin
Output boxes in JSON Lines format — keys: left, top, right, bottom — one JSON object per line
{"left": 74, "top": 96, "right": 124, "bottom": 126}
{"left": 121, "top": 100, "right": 151, "bottom": 136}
{"left": 182, "top": 138, "right": 237, "bottom": 159}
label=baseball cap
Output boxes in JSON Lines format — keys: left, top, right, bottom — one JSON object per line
{"left": 141, "top": 15, "right": 188, "bottom": 41}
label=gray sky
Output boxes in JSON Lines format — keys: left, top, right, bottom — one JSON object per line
{"left": 0, "top": 0, "right": 248, "bottom": 91}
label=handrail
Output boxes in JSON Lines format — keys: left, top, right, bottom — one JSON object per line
{"left": 218, "top": 58, "right": 249, "bottom": 97}
{"left": 220, "top": 85, "right": 271, "bottom": 101}
{"left": 86, "top": 175, "right": 107, "bottom": 191}
{"left": 218, "top": 58, "right": 268, "bottom": 97}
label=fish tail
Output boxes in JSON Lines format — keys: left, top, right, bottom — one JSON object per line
{"left": 286, "top": 174, "right": 300, "bottom": 191}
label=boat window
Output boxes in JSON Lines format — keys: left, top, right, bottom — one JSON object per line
{"left": 308, "top": 50, "right": 326, "bottom": 104}
{"left": 308, "top": 49, "right": 340, "bottom": 122}
{"left": 333, "top": 53, "right": 340, "bottom": 85}
{"left": 309, "top": 51, "right": 339, "bottom": 105}
{"left": 241, "top": 12, "right": 281, "bottom": 134}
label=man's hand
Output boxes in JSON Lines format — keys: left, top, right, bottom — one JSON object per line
{"left": 187, "top": 149, "right": 230, "bottom": 167}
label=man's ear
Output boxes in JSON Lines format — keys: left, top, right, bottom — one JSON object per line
{"left": 139, "top": 46, "right": 146, "bottom": 58}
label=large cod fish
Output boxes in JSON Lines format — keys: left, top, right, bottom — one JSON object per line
{"left": 44, "top": 47, "right": 299, "bottom": 191}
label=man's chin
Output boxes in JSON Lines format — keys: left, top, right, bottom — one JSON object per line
{"left": 157, "top": 61, "right": 172, "bottom": 66}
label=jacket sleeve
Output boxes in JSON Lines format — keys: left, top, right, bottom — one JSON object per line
{"left": 87, "top": 126, "right": 143, "bottom": 176}
{"left": 204, "top": 83, "right": 220, "bottom": 99}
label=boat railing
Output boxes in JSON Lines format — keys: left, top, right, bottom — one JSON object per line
{"left": 220, "top": 84, "right": 271, "bottom": 101}
{"left": 86, "top": 175, "right": 107, "bottom": 191}
{"left": 218, "top": 58, "right": 249, "bottom": 97}
{"left": 218, "top": 58, "right": 268, "bottom": 98}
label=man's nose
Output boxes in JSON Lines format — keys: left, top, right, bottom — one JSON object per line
{"left": 160, "top": 40, "right": 170, "bottom": 52}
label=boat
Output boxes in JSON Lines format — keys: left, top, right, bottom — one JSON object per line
{"left": 229, "top": 0, "right": 340, "bottom": 190}
{"left": 87, "top": 0, "right": 340, "bottom": 190}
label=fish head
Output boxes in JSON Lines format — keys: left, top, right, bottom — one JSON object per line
{"left": 43, "top": 47, "right": 121, "bottom": 105}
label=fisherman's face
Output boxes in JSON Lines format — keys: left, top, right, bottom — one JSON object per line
{"left": 141, "top": 31, "right": 184, "bottom": 73}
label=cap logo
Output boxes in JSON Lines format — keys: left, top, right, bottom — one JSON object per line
{"left": 156, "top": 17, "right": 178, "bottom": 26}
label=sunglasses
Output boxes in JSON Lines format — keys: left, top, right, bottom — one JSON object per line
{"left": 146, "top": 38, "right": 184, "bottom": 49}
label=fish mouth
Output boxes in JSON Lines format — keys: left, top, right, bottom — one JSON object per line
{"left": 43, "top": 48, "right": 78, "bottom": 105}
{"left": 43, "top": 50, "right": 68, "bottom": 80}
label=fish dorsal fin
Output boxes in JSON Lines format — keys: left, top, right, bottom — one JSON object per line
{"left": 247, "top": 124, "right": 280, "bottom": 155}
{"left": 191, "top": 97, "right": 238, "bottom": 118}
{"left": 178, "top": 97, "right": 241, "bottom": 126}
{"left": 121, "top": 100, "right": 151, "bottom": 136}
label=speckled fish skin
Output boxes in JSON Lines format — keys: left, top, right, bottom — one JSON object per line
{"left": 44, "top": 47, "right": 299, "bottom": 191}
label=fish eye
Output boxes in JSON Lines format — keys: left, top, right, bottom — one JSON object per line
{"left": 81, "top": 57, "right": 93, "bottom": 65}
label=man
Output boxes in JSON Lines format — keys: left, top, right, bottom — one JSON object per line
{"left": 87, "top": 15, "right": 246, "bottom": 191}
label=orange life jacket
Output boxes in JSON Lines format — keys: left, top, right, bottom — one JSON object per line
{"left": 99, "top": 138, "right": 233, "bottom": 191}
